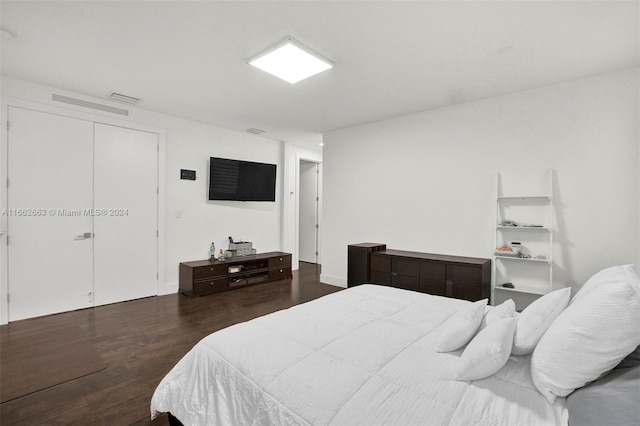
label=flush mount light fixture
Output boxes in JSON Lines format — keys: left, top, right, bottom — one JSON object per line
{"left": 248, "top": 37, "right": 333, "bottom": 84}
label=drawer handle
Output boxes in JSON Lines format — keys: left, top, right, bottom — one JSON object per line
{"left": 210, "top": 268, "right": 214, "bottom": 271}
{"left": 280, "top": 269, "right": 283, "bottom": 273}
{"left": 279, "top": 257, "right": 283, "bottom": 261}
{"left": 210, "top": 282, "right": 214, "bottom": 286}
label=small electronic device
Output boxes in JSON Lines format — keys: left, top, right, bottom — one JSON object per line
{"left": 180, "top": 169, "right": 196, "bottom": 180}
{"left": 501, "top": 282, "right": 515, "bottom": 289}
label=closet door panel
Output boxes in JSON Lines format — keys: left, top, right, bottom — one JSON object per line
{"left": 7, "top": 107, "right": 94, "bottom": 321}
{"left": 93, "top": 123, "right": 158, "bottom": 306}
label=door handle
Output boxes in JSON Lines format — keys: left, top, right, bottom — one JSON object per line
{"left": 74, "top": 232, "right": 92, "bottom": 240}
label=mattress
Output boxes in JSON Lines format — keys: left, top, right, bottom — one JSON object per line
{"left": 151, "top": 284, "right": 568, "bottom": 425}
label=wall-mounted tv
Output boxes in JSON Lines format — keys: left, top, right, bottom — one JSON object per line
{"left": 208, "top": 157, "right": 277, "bottom": 202}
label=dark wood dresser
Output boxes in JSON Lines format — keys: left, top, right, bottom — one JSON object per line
{"left": 179, "top": 252, "right": 292, "bottom": 297}
{"left": 348, "top": 243, "right": 491, "bottom": 303}
{"left": 347, "top": 243, "right": 387, "bottom": 287}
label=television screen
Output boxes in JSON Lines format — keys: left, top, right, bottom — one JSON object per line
{"left": 209, "top": 157, "right": 277, "bottom": 202}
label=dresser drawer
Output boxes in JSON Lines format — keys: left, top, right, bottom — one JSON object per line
{"left": 370, "top": 270, "right": 391, "bottom": 285}
{"left": 420, "top": 278, "right": 446, "bottom": 296}
{"left": 392, "top": 257, "right": 419, "bottom": 277}
{"left": 391, "top": 275, "right": 419, "bottom": 292}
{"left": 370, "top": 254, "right": 391, "bottom": 273}
{"left": 420, "top": 261, "right": 446, "bottom": 280}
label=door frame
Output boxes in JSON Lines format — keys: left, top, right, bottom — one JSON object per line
{"left": 0, "top": 96, "right": 166, "bottom": 324}
{"left": 298, "top": 159, "right": 320, "bottom": 264}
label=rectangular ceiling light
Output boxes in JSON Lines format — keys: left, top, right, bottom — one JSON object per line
{"left": 249, "top": 37, "right": 332, "bottom": 84}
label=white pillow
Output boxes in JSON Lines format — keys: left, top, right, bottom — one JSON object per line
{"left": 455, "top": 317, "right": 518, "bottom": 381}
{"left": 479, "top": 299, "right": 515, "bottom": 330}
{"left": 436, "top": 299, "right": 487, "bottom": 352}
{"left": 512, "top": 287, "right": 571, "bottom": 355}
{"left": 571, "top": 264, "right": 640, "bottom": 304}
{"left": 531, "top": 277, "right": 640, "bottom": 404}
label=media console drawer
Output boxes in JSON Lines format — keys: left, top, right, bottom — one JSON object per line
{"left": 192, "top": 264, "right": 226, "bottom": 280}
{"left": 269, "top": 254, "right": 292, "bottom": 268}
{"left": 179, "top": 252, "right": 292, "bottom": 297}
{"left": 193, "top": 279, "right": 228, "bottom": 295}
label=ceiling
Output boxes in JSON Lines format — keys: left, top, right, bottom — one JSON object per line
{"left": 1, "top": 1, "right": 638, "bottom": 148}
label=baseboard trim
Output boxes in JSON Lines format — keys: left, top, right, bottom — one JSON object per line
{"left": 159, "top": 282, "right": 179, "bottom": 295}
{"left": 320, "top": 274, "right": 347, "bottom": 288}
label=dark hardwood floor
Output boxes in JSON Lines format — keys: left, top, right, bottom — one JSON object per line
{"left": 0, "top": 262, "right": 340, "bottom": 425}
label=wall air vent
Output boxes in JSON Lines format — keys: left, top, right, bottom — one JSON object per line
{"left": 246, "top": 128, "right": 265, "bottom": 134}
{"left": 52, "top": 94, "right": 129, "bottom": 116}
{"left": 109, "top": 92, "right": 141, "bottom": 105}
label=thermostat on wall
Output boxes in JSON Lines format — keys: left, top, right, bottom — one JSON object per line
{"left": 180, "top": 169, "right": 196, "bottom": 180}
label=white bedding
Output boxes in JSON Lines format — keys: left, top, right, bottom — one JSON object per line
{"left": 151, "top": 284, "right": 568, "bottom": 425}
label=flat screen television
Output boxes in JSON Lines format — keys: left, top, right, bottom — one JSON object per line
{"left": 208, "top": 157, "right": 277, "bottom": 202}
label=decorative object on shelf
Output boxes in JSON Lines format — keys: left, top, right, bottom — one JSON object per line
{"left": 495, "top": 246, "right": 519, "bottom": 258}
{"left": 227, "top": 236, "right": 257, "bottom": 257}
{"left": 209, "top": 242, "right": 216, "bottom": 261}
{"left": 218, "top": 249, "right": 225, "bottom": 261}
{"left": 510, "top": 242, "right": 522, "bottom": 254}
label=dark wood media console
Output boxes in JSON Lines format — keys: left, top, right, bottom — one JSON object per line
{"left": 179, "top": 251, "right": 292, "bottom": 297}
{"left": 348, "top": 243, "right": 491, "bottom": 303}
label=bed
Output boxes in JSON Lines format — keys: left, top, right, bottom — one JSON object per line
{"left": 151, "top": 265, "right": 640, "bottom": 426}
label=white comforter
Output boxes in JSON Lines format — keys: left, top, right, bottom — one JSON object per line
{"left": 151, "top": 284, "right": 567, "bottom": 425}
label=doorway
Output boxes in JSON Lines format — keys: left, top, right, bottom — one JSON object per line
{"left": 298, "top": 160, "right": 319, "bottom": 264}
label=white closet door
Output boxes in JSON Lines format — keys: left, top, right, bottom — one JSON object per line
{"left": 7, "top": 107, "right": 94, "bottom": 321}
{"left": 93, "top": 123, "right": 158, "bottom": 306}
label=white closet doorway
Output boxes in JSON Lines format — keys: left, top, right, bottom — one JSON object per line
{"left": 298, "top": 160, "right": 319, "bottom": 264}
{"left": 6, "top": 106, "right": 159, "bottom": 321}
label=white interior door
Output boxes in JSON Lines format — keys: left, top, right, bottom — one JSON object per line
{"left": 299, "top": 161, "right": 318, "bottom": 263}
{"left": 93, "top": 123, "right": 158, "bottom": 306}
{"left": 7, "top": 107, "right": 94, "bottom": 321}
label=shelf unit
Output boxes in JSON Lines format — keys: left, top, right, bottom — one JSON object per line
{"left": 492, "top": 171, "right": 554, "bottom": 304}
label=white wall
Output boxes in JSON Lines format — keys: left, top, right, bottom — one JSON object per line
{"left": 321, "top": 69, "right": 640, "bottom": 296}
{"left": 0, "top": 76, "right": 284, "bottom": 296}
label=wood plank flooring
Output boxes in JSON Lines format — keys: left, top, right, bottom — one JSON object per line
{"left": 0, "top": 262, "right": 341, "bottom": 425}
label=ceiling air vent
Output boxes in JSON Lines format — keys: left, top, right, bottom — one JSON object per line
{"left": 109, "top": 92, "right": 141, "bottom": 105}
{"left": 52, "top": 94, "right": 129, "bottom": 116}
{"left": 246, "top": 128, "right": 265, "bottom": 135}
